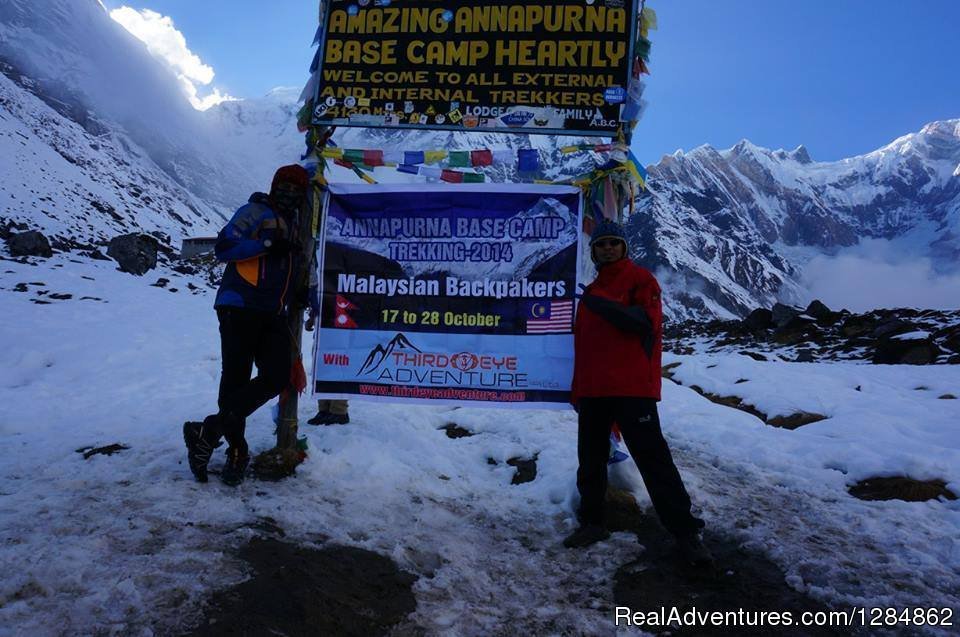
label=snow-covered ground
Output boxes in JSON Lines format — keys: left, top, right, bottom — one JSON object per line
{"left": 1, "top": 255, "right": 959, "bottom": 635}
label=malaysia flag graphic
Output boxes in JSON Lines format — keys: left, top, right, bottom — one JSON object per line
{"left": 525, "top": 300, "right": 574, "bottom": 334}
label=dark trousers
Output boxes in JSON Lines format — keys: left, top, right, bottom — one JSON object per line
{"left": 577, "top": 397, "right": 704, "bottom": 537}
{"left": 217, "top": 307, "right": 290, "bottom": 450}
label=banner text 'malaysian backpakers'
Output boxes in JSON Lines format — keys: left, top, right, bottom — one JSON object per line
{"left": 338, "top": 274, "right": 567, "bottom": 299}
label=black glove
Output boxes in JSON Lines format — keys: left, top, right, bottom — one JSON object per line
{"left": 580, "top": 294, "right": 652, "bottom": 334}
{"left": 264, "top": 237, "right": 292, "bottom": 254}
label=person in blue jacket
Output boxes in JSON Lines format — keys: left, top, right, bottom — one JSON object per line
{"left": 183, "top": 164, "right": 312, "bottom": 486}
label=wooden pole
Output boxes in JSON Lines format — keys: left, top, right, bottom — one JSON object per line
{"left": 274, "top": 181, "right": 323, "bottom": 449}
{"left": 275, "top": 315, "right": 302, "bottom": 450}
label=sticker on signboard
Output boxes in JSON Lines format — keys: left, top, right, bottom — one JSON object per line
{"left": 425, "top": 104, "right": 436, "bottom": 116}
{"left": 604, "top": 86, "right": 627, "bottom": 104}
{"left": 351, "top": 114, "right": 385, "bottom": 125}
{"left": 500, "top": 110, "right": 535, "bottom": 128}
{"left": 325, "top": 96, "right": 338, "bottom": 107}
{"left": 463, "top": 115, "right": 479, "bottom": 128}
{"left": 313, "top": 103, "right": 328, "bottom": 118}
{"left": 404, "top": 101, "right": 415, "bottom": 114}
{"left": 418, "top": 114, "right": 429, "bottom": 125}
{"left": 435, "top": 114, "right": 446, "bottom": 124}
{"left": 384, "top": 102, "right": 395, "bottom": 112}
{"left": 358, "top": 97, "right": 371, "bottom": 107}
{"left": 448, "top": 109, "right": 463, "bottom": 123}
{"left": 344, "top": 96, "right": 357, "bottom": 108}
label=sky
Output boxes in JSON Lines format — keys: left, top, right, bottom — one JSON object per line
{"left": 100, "top": 0, "right": 960, "bottom": 165}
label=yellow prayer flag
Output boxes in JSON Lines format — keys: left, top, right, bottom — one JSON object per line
{"left": 321, "top": 148, "right": 343, "bottom": 159}
{"left": 642, "top": 7, "right": 658, "bottom": 30}
{"left": 424, "top": 150, "right": 447, "bottom": 164}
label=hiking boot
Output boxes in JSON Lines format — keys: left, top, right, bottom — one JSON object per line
{"left": 676, "top": 532, "right": 714, "bottom": 567}
{"left": 221, "top": 446, "right": 250, "bottom": 487}
{"left": 183, "top": 416, "right": 222, "bottom": 483}
{"left": 306, "top": 410, "right": 331, "bottom": 425}
{"left": 563, "top": 524, "right": 610, "bottom": 548}
{"left": 316, "top": 412, "right": 350, "bottom": 426}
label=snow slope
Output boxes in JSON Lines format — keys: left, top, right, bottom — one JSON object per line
{"left": 0, "top": 0, "right": 282, "bottom": 240}
{"left": 0, "top": 255, "right": 957, "bottom": 635}
{"left": 0, "top": 67, "right": 221, "bottom": 244}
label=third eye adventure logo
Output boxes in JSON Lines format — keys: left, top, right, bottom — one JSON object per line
{"left": 356, "top": 333, "right": 528, "bottom": 388}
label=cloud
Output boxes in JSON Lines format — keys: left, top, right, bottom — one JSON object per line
{"left": 802, "top": 238, "right": 960, "bottom": 312}
{"left": 109, "top": 7, "right": 235, "bottom": 110}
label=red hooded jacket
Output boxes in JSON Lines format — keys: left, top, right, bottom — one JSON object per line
{"left": 571, "top": 258, "right": 663, "bottom": 404}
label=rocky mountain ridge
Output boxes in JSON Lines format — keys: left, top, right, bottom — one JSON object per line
{"left": 631, "top": 120, "right": 960, "bottom": 320}
{"left": 665, "top": 299, "right": 960, "bottom": 367}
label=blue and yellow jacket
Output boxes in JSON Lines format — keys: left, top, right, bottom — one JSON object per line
{"left": 214, "top": 193, "right": 299, "bottom": 314}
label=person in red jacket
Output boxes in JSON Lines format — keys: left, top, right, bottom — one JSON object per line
{"left": 565, "top": 220, "right": 713, "bottom": 566}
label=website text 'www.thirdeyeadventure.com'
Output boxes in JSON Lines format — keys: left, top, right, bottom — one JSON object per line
{"left": 615, "top": 606, "right": 955, "bottom": 630}
{"left": 359, "top": 384, "right": 527, "bottom": 402}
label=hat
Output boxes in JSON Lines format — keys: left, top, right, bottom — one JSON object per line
{"left": 271, "top": 164, "right": 310, "bottom": 192}
{"left": 589, "top": 219, "right": 627, "bottom": 248}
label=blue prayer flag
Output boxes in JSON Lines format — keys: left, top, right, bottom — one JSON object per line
{"left": 404, "top": 151, "right": 425, "bottom": 165}
{"left": 518, "top": 149, "right": 539, "bottom": 173}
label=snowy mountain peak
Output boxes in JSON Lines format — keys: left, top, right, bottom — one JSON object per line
{"left": 789, "top": 145, "right": 812, "bottom": 164}
{"left": 263, "top": 86, "right": 302, "bottom": 104}
{"left": 730, "top": 138, "right": 764, "bottom": 156}
{"left": 639, "top": 118, "right": 960, "bottom": 320}
{"left": 771, "top": 146, "right": 812, "bottom": 165}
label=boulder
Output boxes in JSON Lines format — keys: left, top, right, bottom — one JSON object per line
{"left": 841, "top": 315, "right": 877, "bottom": 337}
{"left": 742, "top": 308, "right": 773, "bottom": 330}
{"left": 804, "top": 299, "right": 832, "bottom": 319}
{"left": 939, "top": 327, "right": 960, "bottom": 354}
{"left": 872, "top": 318, "right": 912, "bottom": 339}
{"left": 6, "top": 230, "right": 53, "bottom": 258}
{"left": 771, "top": 303, "right": 801, "bottom": 328}
{"left": 782, "top": 314, "right": 817, "bottom": 330}
{"left": 107, "top": 233, "right": 158, "bottom": 275}
{"left": 767, "top": 411, "right": 827, "bottom": 429}
{"left": 872, "top": 338, "right": 941, "bottom": 365}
